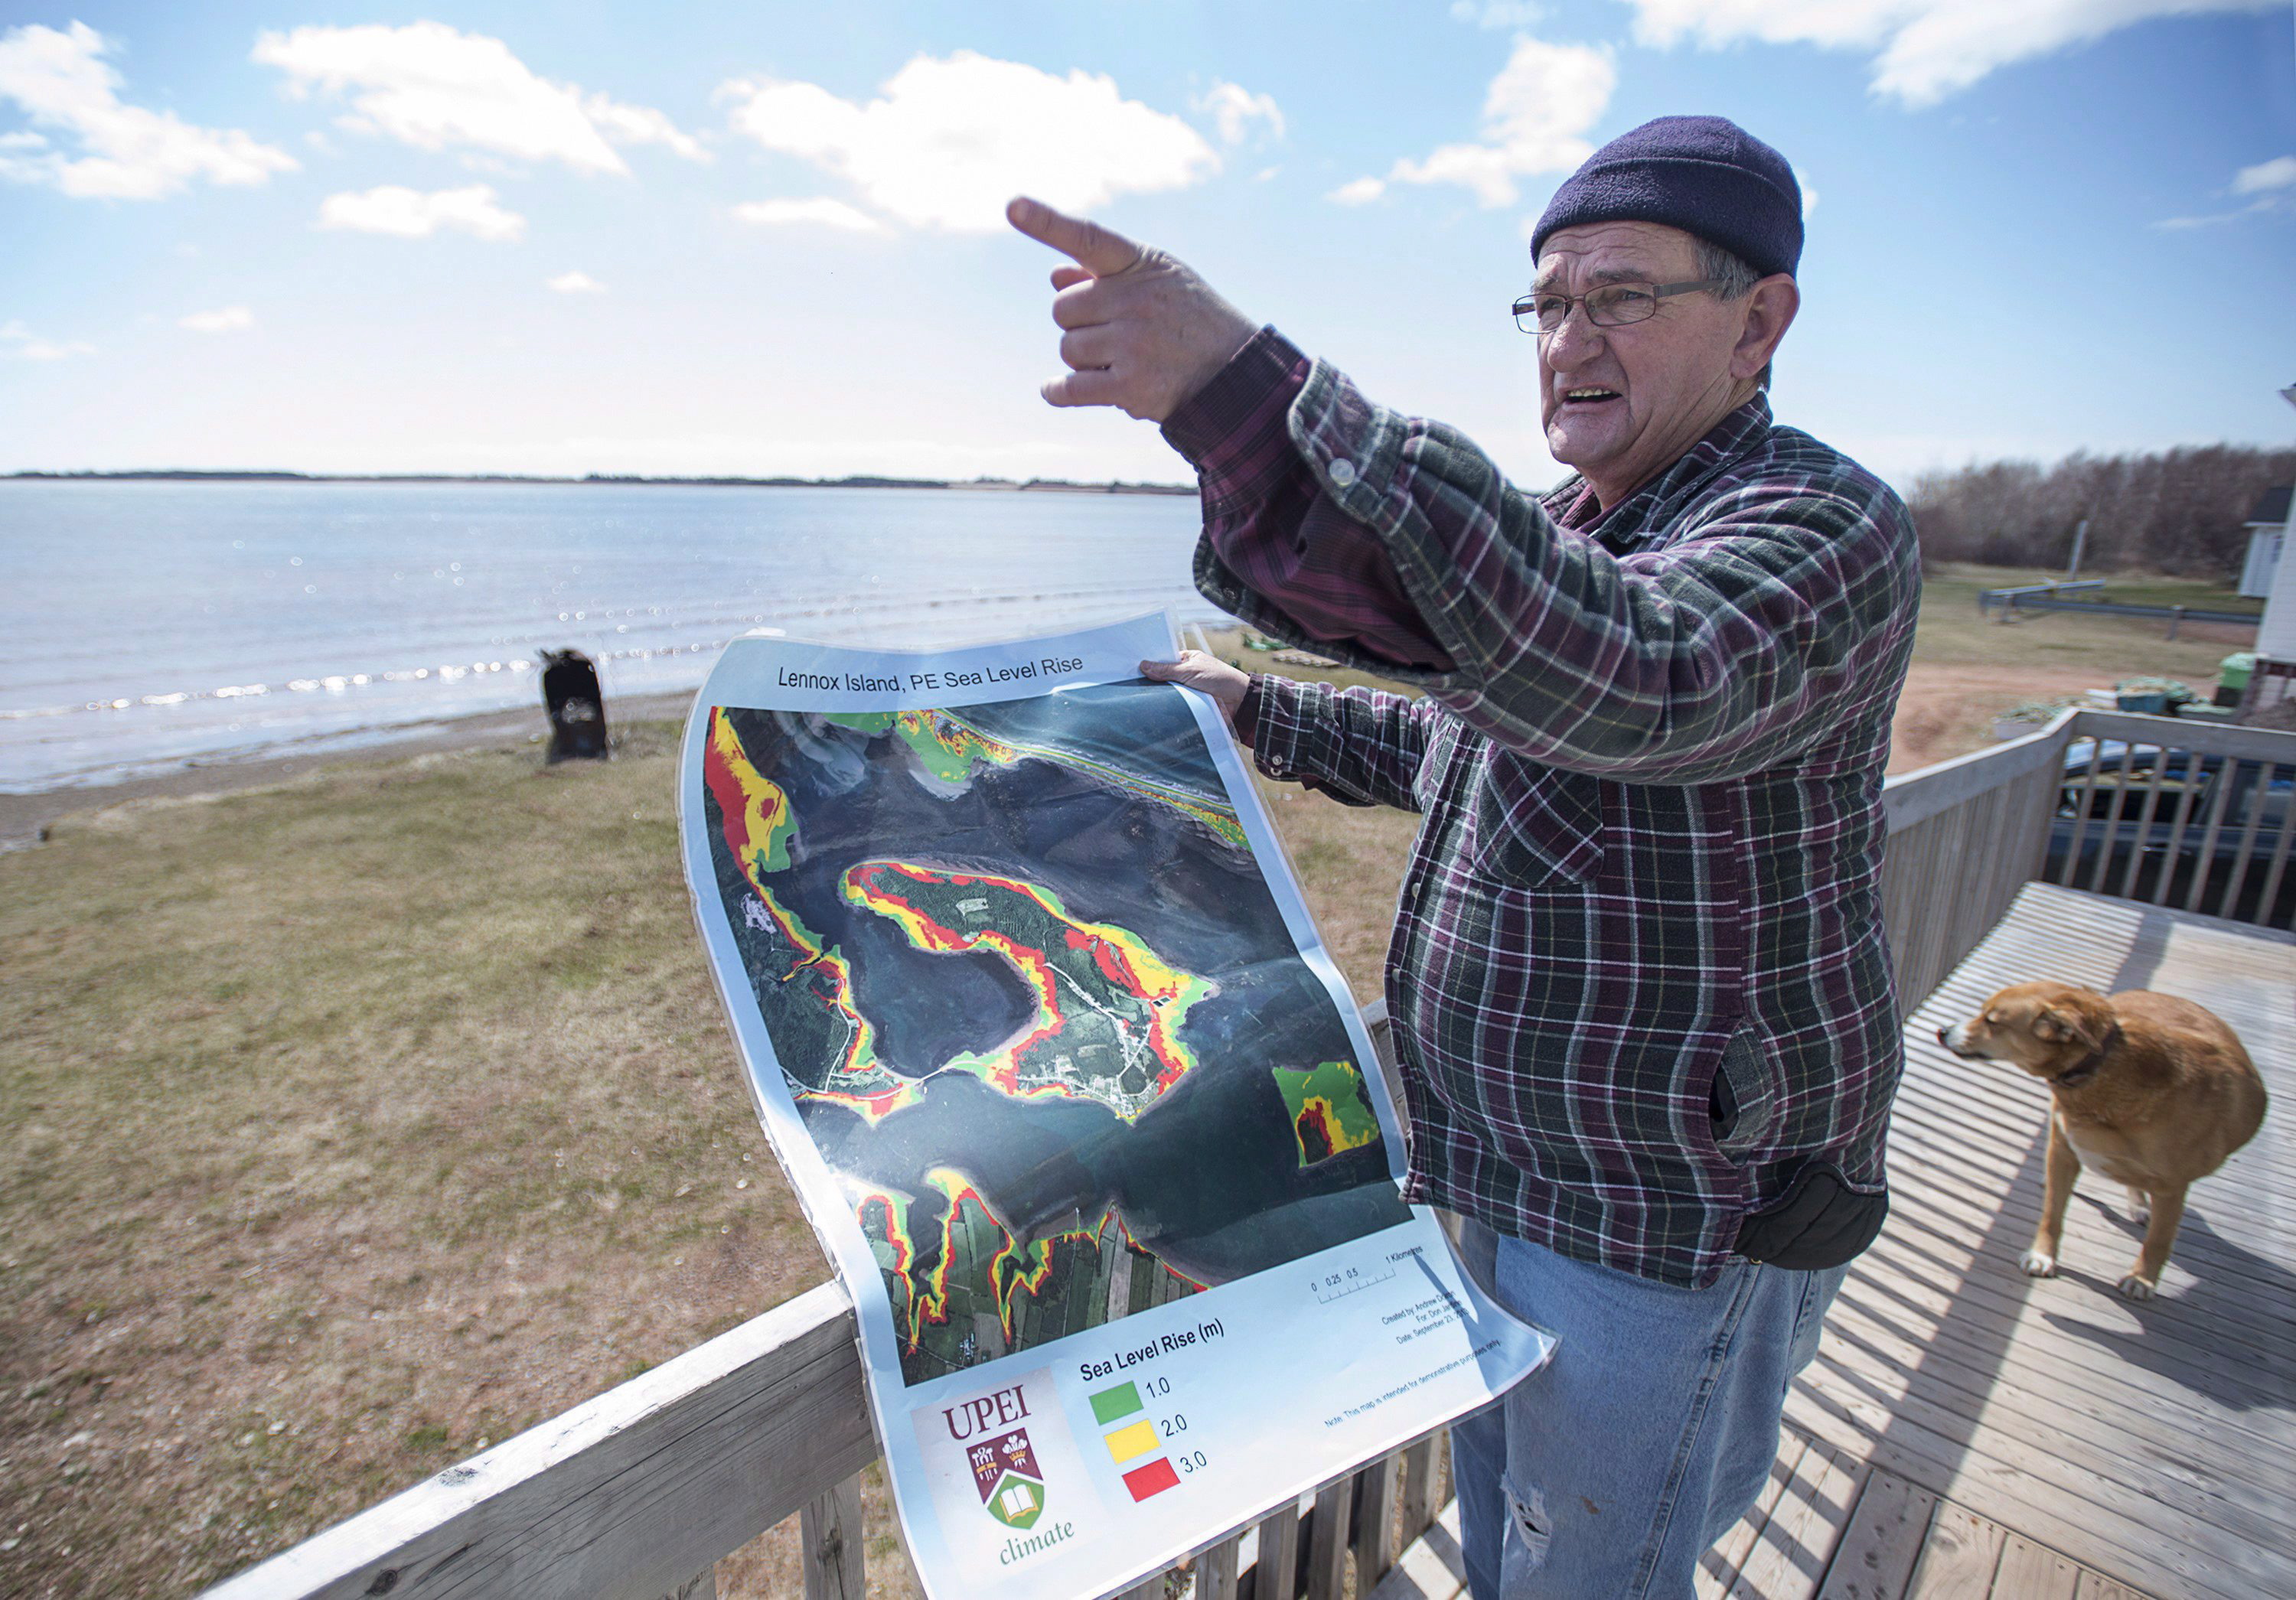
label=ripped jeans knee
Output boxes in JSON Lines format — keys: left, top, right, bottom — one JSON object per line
{"left": 1505, "top": 1484, "right": 1553, "bottom": 1577}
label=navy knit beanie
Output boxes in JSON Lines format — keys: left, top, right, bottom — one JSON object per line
{"left": 1531, "top": 116, "right": 1802, "bottom": 279}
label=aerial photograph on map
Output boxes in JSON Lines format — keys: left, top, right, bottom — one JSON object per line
{"left": 699, "top": 683, "right": 1411, "bottom": 1385}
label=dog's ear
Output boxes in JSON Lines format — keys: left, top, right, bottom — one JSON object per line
{"left": 2038, "top": 1003, "right": 2110, "bottom": 1052}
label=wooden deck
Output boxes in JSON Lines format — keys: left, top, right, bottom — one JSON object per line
{"left": 1374, "top": 883, "right": 2294, "bottom": 1600}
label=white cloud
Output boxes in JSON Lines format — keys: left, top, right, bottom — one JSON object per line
{"left": 253, "top": 22, "right": 703, "bottom": 174}
{"left": 0, "top": 21, "right": 296, "bottom": 199}
{"left": 318, "top": 184, "right": 526, "bottom": 241}
{"left": 180, "top": 305, "right": 254, "bottom": 333}
{"left": 1616, "top": 0, "right": 2276, "bottom": 108}
{"left": 1339, "top": 36, "right": 1613, "bottom": 209}
{"left": 1195, "top": 81, "right": 1284, "bottom": 145}
{"left": 1450, "top": 1, "right": 1550, "bottom": 26}
{"left": 722, "top": 51, "right": 1219, "bottom": 232}
{"left": 2232, "top": 155, "right": 2296, "bottom": 194}
{"left": 546, "top": 270, "right": 605, "bottom": 293}
{"left": 1, "top": 318, "right": 94, "bottom": 359}
{"left": 2154, "top": 209, "right": 2245, "bottom": 230}
{"left": 732, "top": 197, "right": 890, "bottom": 233}
{"left": 2156, "top": 152, "right": 2296, "bottom": 227}
{"left": 582, "top": 93, "right": 709, "bottom": 162}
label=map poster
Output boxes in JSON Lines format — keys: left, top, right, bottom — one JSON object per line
{"left": 678, "top": 612, "right": 1554, "bottom": 1600}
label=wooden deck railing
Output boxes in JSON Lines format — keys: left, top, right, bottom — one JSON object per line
{"left": 203, "top": 710, "right": 2296, "bottom": 1600}
{"left": 1879, "top": 709, "right": 2295, "bottom": 1010}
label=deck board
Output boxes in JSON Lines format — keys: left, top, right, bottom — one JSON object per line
{"left": 1815, "top": 1470, "right": 1935, "bottom": 1600}
{"left": 1378, "top": 884, "right": 2291, "bottom": 1600}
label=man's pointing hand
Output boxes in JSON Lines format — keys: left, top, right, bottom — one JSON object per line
{"left": 1006, "top": 196, "right": 1257, "bottom": 423}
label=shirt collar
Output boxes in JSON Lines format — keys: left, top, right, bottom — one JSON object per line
{"left": 1544, "top": 393, "right": 1776, "bottom": 549}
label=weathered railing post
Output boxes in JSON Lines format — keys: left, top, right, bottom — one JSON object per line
{"left": 1352, "top": 1450, "right": 1401, "bottom": 1585}
{"left": 1305, "top": 1476, "right": 1353, "bottom": 1598}
{"left": 1254, "top": 1498, "right": 1302, "bottom": 1599}
{"left": 801, "top": 1473, "right": 866, "bottom": 1600}
{"left": 1198, "top": 1532, "right": 1241, "bottom": 1600}
{"left": 1397, "top": 1431, "right": 1444, "bottom": 1549}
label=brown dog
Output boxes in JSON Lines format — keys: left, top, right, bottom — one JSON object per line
{"left": 1938, "top": 982, "right": 2266, "bottom": 1299}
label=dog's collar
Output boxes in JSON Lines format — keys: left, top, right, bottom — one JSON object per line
{"left": 2050, "top": 1022, "right": 2122, "bottom": 1090}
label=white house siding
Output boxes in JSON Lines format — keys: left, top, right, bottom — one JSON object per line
{"left": 2243, "top": 526, "right": 2284, "bottom": 598}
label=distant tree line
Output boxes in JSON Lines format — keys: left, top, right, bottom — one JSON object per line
{"left": 1906, "top": 445, "right": 2296, "bottom": 576}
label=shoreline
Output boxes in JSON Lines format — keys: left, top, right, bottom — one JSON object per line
{"left": 0, "top": 619, "right": 1244, "bottom": 849}
{"left": 0, "top": 689, "right": 700, "bottom": 849}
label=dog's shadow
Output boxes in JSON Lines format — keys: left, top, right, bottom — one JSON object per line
{"left": 2036, "top": 1198, "right": 2296, "bottom": 1413}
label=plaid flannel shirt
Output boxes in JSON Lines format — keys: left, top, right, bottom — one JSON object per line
{"left": 1163, "top": 328, "right": 1922, "bottom": 1286}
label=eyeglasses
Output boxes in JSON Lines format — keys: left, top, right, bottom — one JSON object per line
{"left": 1512, "top": 279, "right": 1727, "bottom": 336}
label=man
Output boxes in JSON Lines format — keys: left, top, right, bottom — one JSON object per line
{"left": 1009, "top": 115, "right": 1919, "bottom": 1598}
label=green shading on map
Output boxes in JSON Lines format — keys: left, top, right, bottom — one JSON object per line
{"left": 1272, "top": 1060, "right": 1382, "bottom": 1166}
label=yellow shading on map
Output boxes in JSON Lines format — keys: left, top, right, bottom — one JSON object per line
{"left": 1272, "top": 1059, "right": 1382, "bottom": 1166}
{"left": 1103, "top": 1419, "right": 1160, "bottom": 1465}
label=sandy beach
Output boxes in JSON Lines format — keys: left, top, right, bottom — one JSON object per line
{"left": 0, "top": 689, "right": 700, "bottom": 850}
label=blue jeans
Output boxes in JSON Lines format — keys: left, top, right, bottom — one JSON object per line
{"left": 1452, "top": 1219, "right": 1845, "bottom": 1598}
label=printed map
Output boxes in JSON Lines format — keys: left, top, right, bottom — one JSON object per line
{"left": 700, "top": 683, "right": 1409, "bottom": 1383}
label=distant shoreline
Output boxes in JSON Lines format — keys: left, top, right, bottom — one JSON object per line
{"left": 1, "top": 471, "right": 1197, "bottom": 496}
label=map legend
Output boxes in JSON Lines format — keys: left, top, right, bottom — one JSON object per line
{"left": 1089, "top": 1378, "right": 1182, "bottom": 1502}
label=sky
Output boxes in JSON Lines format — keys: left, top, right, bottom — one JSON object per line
{"left": 1, "top": 0, "right": 2292, "bottom": 493}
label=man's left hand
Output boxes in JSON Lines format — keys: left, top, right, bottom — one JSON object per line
{"left": 1140, "top": 651, "right": 1249, "bottom": 725}
{"left": 1006, "top": 196, "right": 1257, "bottom": 422}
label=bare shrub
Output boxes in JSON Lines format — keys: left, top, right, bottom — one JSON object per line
{"left": 1906, "top": 445, "right": 2295, "bottom": 575}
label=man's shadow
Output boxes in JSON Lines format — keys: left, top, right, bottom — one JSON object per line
{"left": 2036, "top": 1194, "right": 2296, "bottom": 1414}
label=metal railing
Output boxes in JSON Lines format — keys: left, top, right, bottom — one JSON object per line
{"left": 202, "top": 710, "right": 2296, "bottom": 1600}
{"left": 1975, "top": 580, "right": 2259, "bottom": 630}
{"left": 1976, "top": 578, "right": 2105, "bottom": 614}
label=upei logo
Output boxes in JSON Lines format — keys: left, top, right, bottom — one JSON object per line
{"left": 943, "top": 1382, "right": 1049, "bottom": 1530}
{"left": 968, "top": 1428, "right": 1047, "bottom": 1530}
{"left": 923, "top": 1374, "right": 1085, "bottom": 1568}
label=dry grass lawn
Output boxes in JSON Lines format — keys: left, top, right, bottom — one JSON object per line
{"left": 0, "top": 566, "right": 2258, "bottom": 1598}
{"left": 1, "top": 728, "right": 830, "bottom": 1597}
{"left": 1886, "top": 566, "right": 2254, "bottom": 771}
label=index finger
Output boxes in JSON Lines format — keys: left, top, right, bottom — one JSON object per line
{"left": 1006, "top": 195, "right": 1143, "bottom": 278}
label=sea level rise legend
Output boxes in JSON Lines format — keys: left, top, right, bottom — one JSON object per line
{"left": 1088, "top": 1377, "right": 1202, "bottom": 1503}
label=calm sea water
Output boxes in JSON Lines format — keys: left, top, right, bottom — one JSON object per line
{"left": 0, "top": 481, "right": 1226, "bottom": 792}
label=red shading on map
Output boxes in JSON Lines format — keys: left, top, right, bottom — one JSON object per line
{"left": 1122, "top": 1458, "right": 1180, "bottom": 1502}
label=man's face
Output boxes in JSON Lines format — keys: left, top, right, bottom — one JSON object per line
{"left": 1534, "top": 220, "right": 1753, "bottom": 502}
